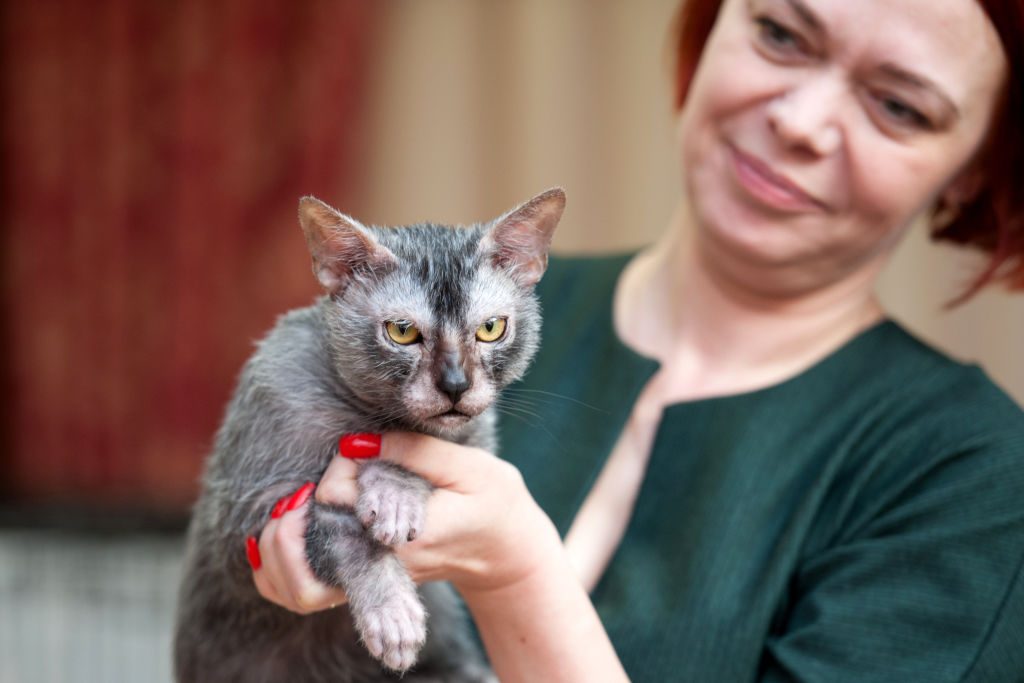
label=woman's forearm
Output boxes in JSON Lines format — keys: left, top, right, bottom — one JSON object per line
{"left": 459, "top": 526, "right": 629, "bottom": 683}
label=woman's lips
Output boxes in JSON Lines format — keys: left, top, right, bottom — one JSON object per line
{"left": 729, "top": 145, "right": 827, "bottom": 213}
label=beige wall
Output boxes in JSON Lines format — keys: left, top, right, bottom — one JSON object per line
{"left": 349, "top": 0, "right": 1023, "bottom": 404}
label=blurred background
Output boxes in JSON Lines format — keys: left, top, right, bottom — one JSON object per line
{"left": 1, "top": 1, "right": 1021, "bottom": 681}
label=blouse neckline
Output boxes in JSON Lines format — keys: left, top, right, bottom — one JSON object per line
{"left": 599, "top": 252, "right": 899, "bottom": 411}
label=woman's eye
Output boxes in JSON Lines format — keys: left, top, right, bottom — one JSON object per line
{"left": 876, "top": 95, "right": 932, "bottom": 130}
{"left": 385, "top": 320, "right": 422, "bottom": 345}
{"left": 475, "top": 317, "right": 507, "bottom": 343}
{"left": 755, "top": 17, "right": 805, "bottom": 55}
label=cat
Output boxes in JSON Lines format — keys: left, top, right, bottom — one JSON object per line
{"left": 173, "top": 188, "right": 565, "bottom": 683}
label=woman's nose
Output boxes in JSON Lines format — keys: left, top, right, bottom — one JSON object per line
{"left": 766, "top": 74, "right": 844, "bottom": 157}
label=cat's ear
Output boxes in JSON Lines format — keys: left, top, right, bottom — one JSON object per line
{"left": 482, "top": 187, "right": 565, "bottom": 287}
{"left": 298, "top": 196, "right": 397, "bottom": 294}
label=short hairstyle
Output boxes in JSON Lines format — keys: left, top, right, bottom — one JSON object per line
{"left": 671, "top": 0, "right": 1024, "bottom": 302}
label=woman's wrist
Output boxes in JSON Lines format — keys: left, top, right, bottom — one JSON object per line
{"left": 456, "top": 515, "right": 629, "bottom": 683}
{"left": 455, "top": 500, "right": 563, "bottom": 598}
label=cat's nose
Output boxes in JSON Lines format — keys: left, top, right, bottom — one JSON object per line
{"left": 436, "top": 354, "right": 471, "bottom": 404}
{"left": 437, "top": 365, "right": 471, "bottom": 403}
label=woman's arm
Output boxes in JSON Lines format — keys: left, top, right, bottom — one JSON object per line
{"left": 250, "top": 432, "right": 629, "bottom": 683}
{"left": 460, "top": 536, "right": 628, "bottom": 683}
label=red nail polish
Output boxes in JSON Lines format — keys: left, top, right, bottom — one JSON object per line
{"left": 286, "top": 481, "right": 316, "bottom": 511}
{"left": 339, "top": 433, "right": 381, "bottom": 459}
{"left": 270, "top": 494, "right": 290, "bottom": 520}
{"left": 245, "top": 536, "right": 262, "bottom": 570}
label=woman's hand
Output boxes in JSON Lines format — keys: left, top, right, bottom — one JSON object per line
{"left": 250, "top": 431, "right": 628, "bottom": 681}
{"left": 250, "top": 432, "right": 561, "bottom": 613}
{"left": 249, "top": 481, "right": 348, "bottom": 614}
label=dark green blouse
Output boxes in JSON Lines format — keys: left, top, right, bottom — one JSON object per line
{"left": 497, "top": 254, "right": 1024, "bottom": 683}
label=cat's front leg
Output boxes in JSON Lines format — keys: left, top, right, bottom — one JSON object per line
{"left": 305, "top": 501, "right": 427, "bottom": 671}
{"left": 355, "top": 460, "right": 432, "bottom": 546}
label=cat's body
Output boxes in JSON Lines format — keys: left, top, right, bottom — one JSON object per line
{"left": 173, "top": 190, "right": 564, "bottom": 683}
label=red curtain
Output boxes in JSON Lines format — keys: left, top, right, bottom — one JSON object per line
{"left": 2, "top": 1, "right": 380, "bottom": 510}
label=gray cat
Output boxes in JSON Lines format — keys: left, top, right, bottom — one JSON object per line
{"left": 173, "top": 188, "right": 565, "bottom": 683}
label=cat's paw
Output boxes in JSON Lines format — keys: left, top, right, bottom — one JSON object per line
{"left": 356, "top": 463, "right": 430, "bottom": 546}
{"left": 357, "top": 483, "right": 427, "bottom": 546}
{"left": 353, "top": 583, "right": 428, "bottom": 672}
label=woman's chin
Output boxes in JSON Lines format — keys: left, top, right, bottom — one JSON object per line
{"left": 700, "top": 214, "right": 809, "bottom": 267}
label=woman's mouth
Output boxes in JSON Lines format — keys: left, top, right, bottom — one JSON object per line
{"left": 729, "top": 145, "right": 827, "bottom": 214}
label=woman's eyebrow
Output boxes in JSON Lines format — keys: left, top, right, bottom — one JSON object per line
{"left": 878, "top": 63, "right": 961, "bottom": 120}
{"left": 784, "top": 0, "right": 825, "bottom": 34}
{"left": 776, "top": 1, "right": 962, "bottom": 122}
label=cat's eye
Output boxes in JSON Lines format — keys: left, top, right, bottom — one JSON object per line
{"left": 385, "top": 320, "right": 421, "bottom": 345}
{"left": 476, "top": 317, "right": 507, "bottom": 343}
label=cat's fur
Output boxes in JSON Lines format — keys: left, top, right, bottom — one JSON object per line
{"left": 173, "top": 189, "right": 565, "bottom": 683}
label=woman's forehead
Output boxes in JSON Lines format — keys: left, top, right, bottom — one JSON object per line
{"left": 739, "top": 0, "right": 1007, "bottom": 115}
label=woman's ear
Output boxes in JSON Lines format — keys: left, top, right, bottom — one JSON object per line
{"left": 939, "top": 164, "right": 986, "bottom": 210}
{"left": 935, "top": 164, "right": 987, "bottom": 226}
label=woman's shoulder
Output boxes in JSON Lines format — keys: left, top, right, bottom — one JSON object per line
{"left": 824, "top": 320, "right": 1024, "bottom": 534}
{"left": 864, "top": 321, "right": 1023, "bottom": 436}
{"left": 750, "top": 318, "right": 1024, "bottom": 521}
{"left": 769, "top": 325, "right": 1024, "bottom": 683}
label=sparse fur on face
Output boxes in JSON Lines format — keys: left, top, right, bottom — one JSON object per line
{"left": 173, "top": 189, "right": 564, "bottom": 682}
{"left": 318, "top": 220, "right": 543, "bottom": 434}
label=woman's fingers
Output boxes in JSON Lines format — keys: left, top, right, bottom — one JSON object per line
{"left": 334, "top": 431, "right": 513, "bottom": 493}
{"left": 268, "top": 503, "right": 340, "bottom": 611}
{"left": 252, "top": 492, "right": 349, "bottom": 613}
{"left": 374, "top": 432, "right": 503, "bottom": 491}
{"left": 314, "top": 455, "right": 359, "bottom": 507}
{"left": 252, "top": 561, "right": 287, "bottom": 605}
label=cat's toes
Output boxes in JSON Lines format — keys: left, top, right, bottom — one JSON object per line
{"left": 356, "top": 589, "right": 427, "bottom": 672}
{"left": 356, "top": 488, "right": 382, "bottom": 528}
{"left": 356, "top": 487, "right": 426, "bottom": 547}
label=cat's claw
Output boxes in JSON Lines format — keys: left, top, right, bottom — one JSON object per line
{"left": 356, "top": 467, "right": 429, "bottom": 547}
{"left": 359, "top": 493, "right": 425, "bottom": 546}
{"left": 354, "top": 586, "right": 427, "bottom": 672}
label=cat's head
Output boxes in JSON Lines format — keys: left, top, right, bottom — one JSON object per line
{"left": 298, "top": 189, "right": 564, "bottom": 435}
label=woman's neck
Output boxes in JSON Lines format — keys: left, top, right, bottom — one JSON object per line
{"left": 614, "top": 203, "right": 886, "bottom": 402}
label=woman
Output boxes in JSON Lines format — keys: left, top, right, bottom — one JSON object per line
{"left": 249, "top": 0, "right": 1024, "bottom": 680}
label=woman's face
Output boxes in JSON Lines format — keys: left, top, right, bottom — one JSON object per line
{"left": 678, "top": 0, "right": 1007, "bottom": 293}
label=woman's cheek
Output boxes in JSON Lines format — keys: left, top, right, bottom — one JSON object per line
{"left": 845, "top": 140, "right": 947, "bottom": 241}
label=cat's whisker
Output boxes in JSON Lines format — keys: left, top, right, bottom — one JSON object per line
{"left": 504, "top": 387, "right": 607, "bottom": 413}
{"left": 494, "top": 396, "right": 540, "bottom": 411}
{"left": 494, "top": 399, "right": 553, "bottom": 427}
{"left": 496, "top": 397, "right": 566, "bottom": 425}
{"left": 494, "top": 404, "right": 542, "bottom": 425}
{"left": 495, "top": 395, "right": 544, "bottom": 411}
{"left": 494, "top": 405, "right": 561, "bottom": 445}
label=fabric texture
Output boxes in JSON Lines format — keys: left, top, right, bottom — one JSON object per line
{"left": 497, "top": 253, "right": 1024, "bottom": 683}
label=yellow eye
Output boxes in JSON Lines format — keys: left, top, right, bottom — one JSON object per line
{"left": 476, "top": 317, "right": 507, "bottom": 343}
{"left": 385, "top": 320, "right": 421, "bottom": 345}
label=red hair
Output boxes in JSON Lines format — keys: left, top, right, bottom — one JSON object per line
{"left": 670, "top": 0, "right": 1024, "bottom": 302}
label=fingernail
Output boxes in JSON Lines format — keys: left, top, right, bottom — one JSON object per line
{"left": 286, "top": 481, "right": 316, "bottom": 511}
{"left": 245, "top": 536, "right": 262, "bottom": 570}
{"left": 270, "top": 494, "right": 290, "bottom": 520}
{"left": 338, "top": 433, "right": 381, "bottom": 459}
